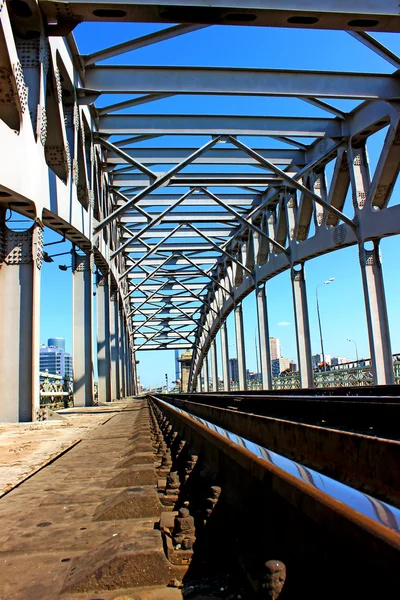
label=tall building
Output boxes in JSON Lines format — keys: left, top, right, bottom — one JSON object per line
{"left": 174, "top": 349, "right": 180, "bottom": 382}
{"left": 40, "top": 338, "right": 73, "bottom": 379}
{"left": 229, "top": 358, "right": 239, "bottom": 383}
{"left": 269, "top": 338, "right": 281, "bottom": 360}
{"left": 47, "top": 337, "right": 65, "bottom": 351}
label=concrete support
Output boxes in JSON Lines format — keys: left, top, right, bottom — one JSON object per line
{"left": 256, "top": 283, "right": 272, "bottom": 390}
{"left": 234, "top": 303, "right": 247, "bottom": 390}
{"left": 203, "top": 356, "right": 210, "bottom": 392}
{"left": 196, "top": 376, "right": 202, "bottom": 392}
{"left": 210, "top": 339, "right": 218, "bottom": 391}
{"left": 359, "top": 242, "right": 394, "bottom": 385}
{"left": 96, "top": 272, "right": 111, "bottom": 403}
{"left": 73, "top": 251, "right": 94, "bottom": 407}
{"left": 291, "top": 266, "right": 313, "bottom": 388}
{"left": 0, "top": 220, "right": 43, "bottom": 422}
{"left": 220, "top": 321, "right": 230, "bottom": 391}
{"left": 109, "top": 290, "right": 120, "bottom": 399}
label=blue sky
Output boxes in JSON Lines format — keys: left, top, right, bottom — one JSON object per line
{"left": 38, "top": 23, "right": 400, "bottom": 387}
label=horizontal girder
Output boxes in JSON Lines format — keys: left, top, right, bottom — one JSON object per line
{"left": 38, "top": 1, "right": 400, "bottom": 33}
{"left": 105, "top": 147, "right": 306, "bottom": 166}
{"left": 99, "top": 114, "right": 342, "bottom": 137}
{"left": 87, "top": 66, "right": 400, "bottom": 100}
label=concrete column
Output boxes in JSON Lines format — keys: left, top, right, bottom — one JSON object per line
{"left": 256, "top": 283, "right": 272, "bottom": 390}
{"left": 73, "top": 251, "right": 94, "bottom": 407}
{"left": 359, "top": 242, "right": 394, "bottom": 385}
{"left": 235, "top": 303, "right": 247, "bottom": 390}
{"left": 291, "top": 266, "right": 313, "bottom": 388}
{"left": 109, "top": 290, "right": 120, "bottom": 399}
{"left": 118, "top": 307, "right": 126, "bottom": 398}
{"left": 196, "top": 376, "right": 202, "bottom": 392}
{"left": 96, "top": 272, "right": 111, "bottom": 403}
{"left": 203, "top": 356, "right": 210, "bottom": 392}
{"left": 220, "top": 321, "right": 230, "bottom": 391}
{"left": 0, "top": 219, "right": 43, "bottom": 421}
{"left": 210, "top": 339, "right": 218, "bottom": 391}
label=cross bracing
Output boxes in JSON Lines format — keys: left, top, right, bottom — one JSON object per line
{"left": 0, "top": 1, "right": 399, "bottom": 417}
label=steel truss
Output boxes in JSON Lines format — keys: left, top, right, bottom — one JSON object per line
{"left": 0, "top": 1, "right": 399, "bottom": 417}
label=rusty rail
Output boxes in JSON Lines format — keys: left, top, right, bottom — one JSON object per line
{"left": 149, "top": 394, "right": 400, "bottom": 598}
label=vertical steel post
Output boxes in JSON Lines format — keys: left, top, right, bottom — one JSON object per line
{"left": 235, "top": 303, "right": 247, "bottom": 390}
{"left": 256, "top": 283, "right": 272, "bottom": 389}
{"left": 109, "top": 290, "right": 120, "bottom": 399}
{"left": 118, "top": 307, "right": 126, "bottom": 397}
{"left": 0, "top": 219, "right": 43, "bottom": 421}
{"left": 359, "top": 242, "right": 394, "bottom": 384}
{"left": 291, "top": 266, "right": 313, "bottom": 388}
{"left": 210, "top": 339, "right": 218, "bottom": 391}
{"left": 203, "top": 355, "right": 210, "bottom": 392}
{"left": 96, "top": 271, "right": 111, "bottom": 403}
{"left": 73, "top": 251, "right": 94, "bottom": 406}
{"left": 220, "top": 321, "right": 231, "bottom": 391}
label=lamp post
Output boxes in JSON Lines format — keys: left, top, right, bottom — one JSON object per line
{"left": 347, "top": 338, "right": 359, "bottom": 363}
{"left": 316, "top": 278, "right": 334, "bottom": 371}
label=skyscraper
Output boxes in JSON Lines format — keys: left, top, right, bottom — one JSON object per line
{"left": 40, "top": 338, "right": 73, "bottom": 379}
{"left": 229, "top": 358, "right": 239, "bottom": 383}
{"left": 269, "top": 338, "right": 281, "bottom": 361}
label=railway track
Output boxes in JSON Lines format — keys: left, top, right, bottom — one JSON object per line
{"left": 0, "top": 396, "right": 399, "bottom": 598}
{"left": 157, "top": 392, "right": 400, "bottom": 507}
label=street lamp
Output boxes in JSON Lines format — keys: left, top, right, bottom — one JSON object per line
{"left": 316, "top": 278, "right": 334, "bottom": 371}
{"left": 347, "top": 338, "right": 359, "bottom": 362}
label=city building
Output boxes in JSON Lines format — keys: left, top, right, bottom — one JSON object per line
{"left": 174, "top": 349, "right": 180, "bottom": 383}
{"left": 269, "top": 338, "right": 281, "bottom": 361}
{"left": 40, "top": 338, "right": 73, "bottom": 379}
{"left": 272, "top": 357, "right": 291, "bottom": 376}
{"left": 229, "top": 358, "right": 239, "bottom": 383}
{"left": 178, "top": 351, "right": 192, "bottom": 392}
{"left": 331, "top": 356, "right": 350, "bottom": 366}
{"left": 312, "top": 353, "right": 332, "bottom": 368}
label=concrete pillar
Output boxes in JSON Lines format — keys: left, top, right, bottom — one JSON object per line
{"left": 203, "top": 356, "right": 210, "bottom": 392}
{"left": 291, "top": 266, "right": 313, "bottom": 388}
{"left": 0, "top": 219, "right": 43, "bottom": 421}
{"left": 109, "top": 290, "right": 120, "bottom": 399}
{"left": 96, "top": 272, "right": 111, "bottom": 403}
{"left": 256, "top": 283, "right": 272, "bottom": 390}
{"left": 220, "top": 321, "right": 230, "bottom": 391}
{"left": 235, "top": 303, "right": 247, "bottom": 390}
{"left": 73, "top": 251, "right": 94, "bottom": 407}
{"left": 210, "top": 339, "right": 218, "bottom": 391}
{"left": 124, "top": 322, "right": 131, "bottom": 395}
{"left": 197, "top": 376, "right": 202, "bottom": 392}
{"left": 359, "top": 242, "right": 394, "bottom": 385}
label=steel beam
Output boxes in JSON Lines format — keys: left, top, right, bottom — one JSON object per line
{"left": 99, "top": 114, "right": 342, "bottom": 137}
{"left": 39, "top": 2, "right": 400, "bottom": 33}
{"left": 234, "top": 303, "right": 247, "bottom": 390}
{"left": 87, "top": 66, "right": 400, "bottom": 100}
{"left": 0, "top": 221, "right": 42, "bottom": 422}
{"left": 291, "top": 266, "right": 313, "bottom": 389}
{"left": 96, "top": 272, "right": 112, "bottom": 403}
{"left": 73, "top": 252, "right": 94, "bottom": 407}
{"left": 359, "top": 242, "right": 394, "bottom": 385}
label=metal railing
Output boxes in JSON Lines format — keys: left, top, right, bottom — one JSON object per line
{"left": 39, "top": 372, "right": 73, "bottom": 409}
{"left": 223, "top": 358, "right": 400, "bottom": 391}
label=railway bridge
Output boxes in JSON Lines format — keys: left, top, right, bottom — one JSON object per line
{"left": 0, "top": 2, "right": 399, "bottom": 598}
